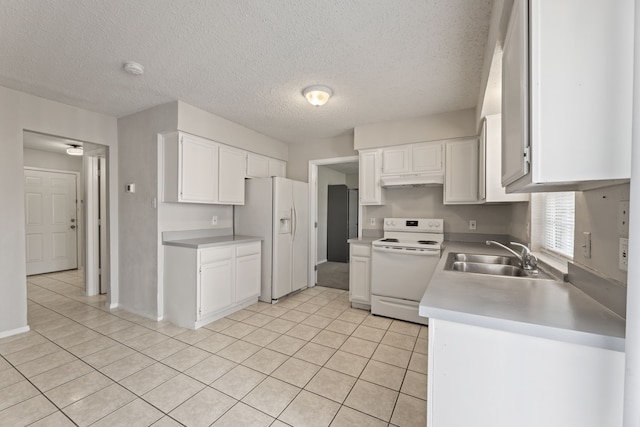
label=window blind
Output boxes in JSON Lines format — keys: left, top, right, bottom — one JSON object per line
{"left": 541, "top": 192, "right": 575, "bottom": 259}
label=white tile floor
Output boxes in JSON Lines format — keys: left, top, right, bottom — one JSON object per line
{"left": 0, "top": 270, "right": 428, "bottom": 426}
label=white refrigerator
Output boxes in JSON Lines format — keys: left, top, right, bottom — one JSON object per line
{"left": 234, "top": 177, "right": 309, "bottom": 303}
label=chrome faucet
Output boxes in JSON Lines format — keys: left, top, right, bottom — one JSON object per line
{"left": 486, "top": 241, "right": 539, "bottom": 272}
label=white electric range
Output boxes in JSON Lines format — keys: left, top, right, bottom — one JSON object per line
{"left": 371, "top": 218, "right": 444, "bottom": 325}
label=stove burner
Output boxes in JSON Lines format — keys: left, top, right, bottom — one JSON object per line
{"left": 380, "top": 238, "right": 399, "bottom": 243}
{"left": 418, "top": 240, "right": 438, "bottom": 245}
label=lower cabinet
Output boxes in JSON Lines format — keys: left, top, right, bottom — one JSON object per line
{"left": 427, "top": 318, "right": 624, "bottom": 427}
{"left": 349, "top": 243, "right": 371, "bottom": 309}
{"left": 164, "top": 241, "right": 261, "bottom": 329}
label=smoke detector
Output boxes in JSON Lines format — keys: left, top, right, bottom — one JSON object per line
{"left": 123, "top": 61, "right": 144, "bottom": 75}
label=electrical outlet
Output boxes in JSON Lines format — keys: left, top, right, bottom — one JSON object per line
{"left": 619, "top": 201, "right": 630, "bottom": 236}
{"left": 369, "top": 218, "right": 376, "bottom": 226}
{"left": 211, "top": 215, "right": 218, "bottom": 225}
{"left": 582, "top": 232, "right": 591, "bottom": 258}
{"left": 469, "top": 220, "right": 477, "bottom": 230}
{"left": 619, "top": 238, "right": 629, "bottom": 271}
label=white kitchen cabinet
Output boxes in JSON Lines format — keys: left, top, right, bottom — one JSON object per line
{"left": 444, "top": 138, "right": 479, "bottom": 204}
{"left": 235, "top": 242, "right": 261, "bottom": 302}
{"left": 246, "top": 153, "right": 286, "bottom": 178}
{"left": 480, "top": 115, "right": 529, "bottom": 203}
{"left": 427, "top": 319, "right": 624, "bottom": 427}
{"left": 164, "top": 241, "right": 261, "bottom": 329}
{"left": 359, "top": 149, "right": 384, "bottom": 205}
{"left": 268, "top": 158, "right": 287, "bottom": 178}
{"left": 163, "top": 132, "right": 247, "bottom": 205}
{"left": 218, "top": 145, "right": 246, "bottom": 204}
{"left": 163, "top": 132, "right": 219, "bottom": 203}
{"left": 501, "top": 0, "right": 633, "bottom": 193}
{"left": 349, "top": 243, "right": 371, "bottom": 309}
{"left": 381, "top": 141, "right": 443, "bottom": 176}
{"left": 246, "top": 153, "right": 270, "bottom": 178}
{"left": 381, "top": 146, "right": 410, "bottom": 175}
{"left": 412, "top": 141, "right": 443, "bottom": 173}
{"left": 199, "top": 247, "right": 234, "bottom": 319}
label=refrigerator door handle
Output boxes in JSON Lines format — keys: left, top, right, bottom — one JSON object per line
{"left": 291, "top": 204, "right": 296, "bottom": 241}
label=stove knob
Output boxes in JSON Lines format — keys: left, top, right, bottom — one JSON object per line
{"left": 391, "top": 220, "right": 397, "bottom": 226}
{"left": 428, "top": 222, "right": 434, "bottom": 227}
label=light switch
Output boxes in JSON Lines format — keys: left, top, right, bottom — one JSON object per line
{"left": 125, "top": 183, "right": 135, "bottom": 193}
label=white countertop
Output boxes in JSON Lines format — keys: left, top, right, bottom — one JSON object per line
{"left": 347, "top": 237, "right": 378, "bottom": 245}
{"left": 419, "top": 242, "right": 625, "bottom": 351}
{"left": 163, "top": 234, "right": 262, "bottom": 249}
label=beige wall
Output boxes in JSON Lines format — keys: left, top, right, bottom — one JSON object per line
{"left": 362, "top": 187, "right": 511, "bottom": 236}
{"left": 177, "top": 101, "right": 288, "bottom": 161}
{"left": 574, "top": 183, "right": 630, "bottom": 283}
{"left": 354, "top": 108, "right": 477, "bottom": 150}
{"left": 0, "top": 85, "right": 118, "bottom": 337}
{"left": 287, "top": 134, "right": 358, "bottom": 182}
{"left": 23, "top": 148, "right": 84, "bottom": 172}
{"left": 508, "top": 201, "right": 530, "bottom": 243}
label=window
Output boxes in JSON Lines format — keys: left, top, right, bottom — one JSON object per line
{"left": 533, "top": 192, "right": 575, "bottom": 259}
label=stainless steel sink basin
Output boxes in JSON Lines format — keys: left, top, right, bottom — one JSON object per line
{"left": 445, "top": 253, "right": 554, "bottom": 280}
{"left": 451, "top": 261, "right": 526, "bottom": 276}
{"left": 452, "top": 253, "right": 518, "bottom": 266}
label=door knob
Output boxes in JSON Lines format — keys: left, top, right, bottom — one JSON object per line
{"left": 70, "top": 225, "right": 76, "bottom": 229}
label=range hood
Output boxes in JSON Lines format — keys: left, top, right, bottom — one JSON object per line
{"left": 380, "top": 173, "right": 444, "bottom": 188}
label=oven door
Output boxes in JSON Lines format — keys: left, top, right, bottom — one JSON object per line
{"left": 371, "top": 245, "right": 441, "bottom": 301}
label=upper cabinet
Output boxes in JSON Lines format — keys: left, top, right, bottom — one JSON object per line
{"left": 359, "top": 149, "right": 384, "bottom": 205}
{"left": 444, "top": 138, "right": 479, "bottom": 204}
{"left": 501, "top": 0, "right": 633, "bottom": 193}
{"left": 381, "top": 141, "right": 443, "bottom": 176}
{"left": 481, "top": 115, "right": 529, "bottom": 203}
{"left": 163, "top": 132, "right": 245, "bottom": 205}
{"left": 246, "top": 153, "right": 286, "bottom": 178}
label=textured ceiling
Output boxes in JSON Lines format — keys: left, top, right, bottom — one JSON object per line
{"left": 1, "top": 0, "right": 493, "bottom": 144}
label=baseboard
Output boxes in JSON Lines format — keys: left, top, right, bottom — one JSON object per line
{"left": 0, "top": 325, "right": 31, "bottom": 339}
{"left": 317, "top": 259, "right": 328, "bottom": 264}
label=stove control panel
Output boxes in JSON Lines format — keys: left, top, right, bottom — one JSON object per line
{"left": 383, "top": 218, "right": 443, "bottom": 232}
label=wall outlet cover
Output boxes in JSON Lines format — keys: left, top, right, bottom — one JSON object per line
{"left": 469, "top": 220, "right": 477, "bottom": 230}
{"left": 619, "top": 237, "right": 629, "bottom": 271}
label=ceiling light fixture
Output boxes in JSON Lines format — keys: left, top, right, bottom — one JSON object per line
{"left": 123, "top": 61, "right": 144, "bottom": 75}
{"left": 66, "top": 145, "right": 83, "bottom": 156}
{"left": 302, "top": 85, "right": 333, "bottom": 106}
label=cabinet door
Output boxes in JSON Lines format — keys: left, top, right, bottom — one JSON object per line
{"left": 180, "top": 134, "right": 219, "bottom": 203}
{"left": 246, "top": 154, "right": 269, "bottom": 178}
{"left": 235, "top": 242, "right": 261, "bottom": 302}
{"left": 382, "top": 147, "right": 410, "bottom": 175}
{"left": 444, "top": 139, "right": 479, "bottom": 204}
{"left": 349, "top": 254, "right": 371, "bottom": 304}
{"left": 236, "top": 253, "right": 261, "bottom": 302}
{"left": 501, "top": 0, "right": 530, "bottom": 187}
{"left": 218, "top": 145, "right": 246, "bottom": 205}
{"left": 359, "top": 149, "right": 384, "bottom": 205}
{"left": 412, "top": 142, "right": 443, "bottom": 173}
{"left": 268, "top": 159, "right": 287, "bottom": 178}
{"left": 484, "top": 115, "right": 529, "bottom": 202}
{"left": 199, "top": 256, "right": 234, "bottom": 319}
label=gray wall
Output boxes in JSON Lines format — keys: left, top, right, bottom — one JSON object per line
{"left": 574, "top": 183, "right": 630, "bottom": 283}
{"left": 287, "top": 134, "right": 358, "bottom": 182}
{"left": 23, "top": 148, "right": 83, "bottom": 172}
{"left": 0, "top": 85, "right": 118, "bottom": 337}
{"left": 362, "top": 187, "right": 512, "bottom": 236}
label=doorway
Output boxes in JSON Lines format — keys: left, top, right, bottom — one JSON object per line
{"left": 22, "top": 131, "right": 110, "bottom": 297}
{"left": 308, "top": 157, "right": 359, "bottom": 290}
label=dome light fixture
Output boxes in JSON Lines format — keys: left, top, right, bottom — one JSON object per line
{"left": 302, "top": 85, "right": 333, "bottom": 106}
{"left": 123, "top": 61, "right": 144, "bottom": 75}
{"left": 66, "top": 144, "right": 83, "bottom": 156}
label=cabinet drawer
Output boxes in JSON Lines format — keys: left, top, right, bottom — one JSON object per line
{"left": 200, "top": 247, "right": 234, "bottom": 264}
{"left": 351, "top": 244, "right": 371, "bottom": 257}
{"left": 236, "top": 242, "right": 261, "bottom": 257}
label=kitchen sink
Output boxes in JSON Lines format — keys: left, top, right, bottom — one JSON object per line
{"left": 452, "top": 253, "right": 518, "bottom": 266}
{"left": 445, "top": 253, "right": 554, "bottom": 280}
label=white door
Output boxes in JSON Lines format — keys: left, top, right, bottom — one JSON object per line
{"left": 24, "top": 169, "right": 78, "bottom": 275}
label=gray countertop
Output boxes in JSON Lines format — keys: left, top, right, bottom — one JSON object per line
{"left": 419, "top": 242, "right": 625, "bottom": 351}
{"left": 347, "top": 237, "right": 378, "bottom": 245}
{"left": 163, "top": 234, "right": 262, "bottom": 249}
